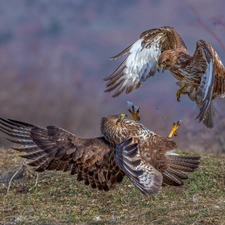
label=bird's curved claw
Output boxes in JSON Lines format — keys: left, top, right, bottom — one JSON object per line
{"left": 168, "top": 120, "right": 182, "bottom": 138}
{"left": 127, "top": 101, "right": 140, "bottom": 121}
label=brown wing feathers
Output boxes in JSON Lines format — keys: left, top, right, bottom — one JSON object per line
{"left": 162, "top": 154, "right": 201, "bottom": 186}
{"left": 0, "top": 116, "right": 201, "bottom": 195}
{"left": 0, "top": 118, "right": 126, "bottom": 191}
{"left": 115, "top": 138, "right": 163, "bottom": 195}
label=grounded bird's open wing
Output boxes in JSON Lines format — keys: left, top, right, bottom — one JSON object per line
{"left": 115, "top": 138, "right": 162, "bottom": 195}
{"left": 104, "top": 26, "right": 187, "bottom": 97}
{"left": 0, "top": 118, "right": 127, "bottom": 191}
{"left": 0, "top": 118, "right": 111, "bottom": 172}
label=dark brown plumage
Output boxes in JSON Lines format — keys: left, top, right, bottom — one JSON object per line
{"left": 0, "top": 115, "right": 200, "bottom": 195}
{"left": 104, "top": 26, "right": 225, "bottom": 129}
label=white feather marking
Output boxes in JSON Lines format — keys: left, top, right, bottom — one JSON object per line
{"left": 124, "top": 38, "right": 162, "bottom": 84}
{"left": 130, "top": 39, "right": 143, "bottom": 54}
{"left": 26, "top": 149, "right": 43, "bottom": 154}
{"left": 30, "top": 153, "right": 48, "bottom": 161}
{"left": 18, "top": 139, "right": 34, "bottom": 143}
{"left": 166, "top": 150, "right": 179, "bottom": 156}
{"left": 18, "top": 145, "right": 38, "bottom": 149}
{"left": 137, "top": 163, "right": 162, "bottom": 193}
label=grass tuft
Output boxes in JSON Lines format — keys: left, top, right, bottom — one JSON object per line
{"left": 1, "top": 148, "right": 225, "bottom": 224}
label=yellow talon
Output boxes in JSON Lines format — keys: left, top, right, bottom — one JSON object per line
{"left": 176, "top": 85, "right": 187, "bottom": 102}
{"left": 168, "top": 120, "right": 182, "bottom": 138}
{"left": 127, "top": 101, "right": 140, "bottom": 121}
{"left": 129, "top": 108, "right": 140, "bottom": 121}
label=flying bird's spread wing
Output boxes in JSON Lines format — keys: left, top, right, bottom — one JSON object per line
{"left": 104, "top": 26, "right": 187, "bottom": 97}
{"left": 0, "top": 118, "right": 125, "bottom": 191}
{"left": 104, "top": 26, "right": 225, "bottom": 129}
{"left": 115, "top": 138, "right": 162, "bottom": 195}
{"left": 189, "top": 40, "right": 215, "bottom": 128}
{"left": 199, "top": 40, "right": 225, "bottom": 99}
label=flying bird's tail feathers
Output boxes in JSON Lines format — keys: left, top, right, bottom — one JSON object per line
{"left": 115, "top": 138, "right": 162, "bottom": 196}
{"left": 163, "top": 154, "right": 201, "bottom": 186}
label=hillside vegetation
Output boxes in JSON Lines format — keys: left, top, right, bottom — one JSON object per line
{"left": 1, "top": 148, "right": 225, "bottom": 225}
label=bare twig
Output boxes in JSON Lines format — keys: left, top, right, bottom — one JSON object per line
{"left": 212, "top": 17, "right": 225, "bottom": 30}
{"left": 7, "top": 161, "right": 26, "bottom": 194}
{"left": 189, "top": 5, "right": 225, "bottom": 51}
{"left": 29, "top": 172, "right": 39, "bottom": 192}
{"left": 6, "top": 160, "right": 39, "bottom": 194}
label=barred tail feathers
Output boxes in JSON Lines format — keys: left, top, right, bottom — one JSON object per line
{"left": 163, "top": 154, "right": 200, "bottom": 186}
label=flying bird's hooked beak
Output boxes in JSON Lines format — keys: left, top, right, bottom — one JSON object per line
{"left": 157, "top": 64, "right": 166, "bottom": 73}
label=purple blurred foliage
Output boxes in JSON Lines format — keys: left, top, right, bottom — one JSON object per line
{"left": 0, "top": 0, "right": 225, "bottom": 153}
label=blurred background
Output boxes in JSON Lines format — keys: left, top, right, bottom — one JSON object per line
{"left": 0, "top": 0, "right": 225, "bottom": 153}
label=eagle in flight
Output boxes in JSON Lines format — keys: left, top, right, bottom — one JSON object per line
{"left": 104, "top": 26, "right": 225, "bottom": 129}
{"left": 0, "top": 113, "right": 200, "bottom": 196}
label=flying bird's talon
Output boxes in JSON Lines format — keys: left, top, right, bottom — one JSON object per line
{"left": 127, "top": 101, "right": 140, "bottom": 121}
{"left": 168, "top": 120, "right": 182, "bottom": 138}
{"left": 176, "top": 85, "right": 187, "bottom": 103}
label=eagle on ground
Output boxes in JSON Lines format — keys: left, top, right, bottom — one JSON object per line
{"left": 0, "top": 115, "right": 200, "bottom": 196}
{"left": 104, "top": 26, "right": 225, "bottom": 129}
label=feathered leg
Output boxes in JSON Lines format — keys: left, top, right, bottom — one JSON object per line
{"left": 176, "top": 84, "right": 187, "bottom": 102}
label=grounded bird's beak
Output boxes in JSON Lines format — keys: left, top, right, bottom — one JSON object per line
{"left": 117, "top": 113, "right": 127, "bottom": 124}
{"left": 120, "top": 113, "right": 127, "bottom": 121}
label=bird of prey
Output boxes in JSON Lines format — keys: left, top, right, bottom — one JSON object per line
{"left": 0, "top": 115, "right": 200, "bottom": 196}
{"left": 104, "top": 26, "right": 225, "bottom": 129}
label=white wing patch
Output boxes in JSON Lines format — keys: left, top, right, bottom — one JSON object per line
{"left": 104, "top": 37, "right": 162, "bottom": 97}
{"left": 126, "top": 37, "right": 161, "bottom": 81}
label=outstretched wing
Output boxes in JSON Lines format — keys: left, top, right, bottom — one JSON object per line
{"left": 0, "top": 118, "right": 125, "bottom": 191}
{"left": 104, "top": 26, "right": 187, "bottom": 97}
{"left": 189, "top": 40, "right": 214, "bottom": 128}
{"left": 203, "top": 41, "right": 225, "bottom": 99}
{"left": 115, "top": 138, "right": 162, "bottom": 195}
{"left": 196, "top": 40, "right": 225, "bottom": 128}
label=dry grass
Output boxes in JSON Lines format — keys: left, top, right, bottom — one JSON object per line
{"left": 1, "top": 148, "right": 225, "bottom": 225}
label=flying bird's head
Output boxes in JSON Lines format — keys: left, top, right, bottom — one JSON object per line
{"left": 157, "top": 50, "right": 177, "bottom": 72}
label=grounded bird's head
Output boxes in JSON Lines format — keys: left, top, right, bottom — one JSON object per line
{"left": 116, "top": 113, "right": 127, "bottom": 124}
{"left": 101, "top": 114, "right": 128, "bottom": 145}
{"left": 101, "top": 114, "right": 128, "bottom": 127}
{"left": 157, "top": 50, "right": 178, "bottom": 72}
